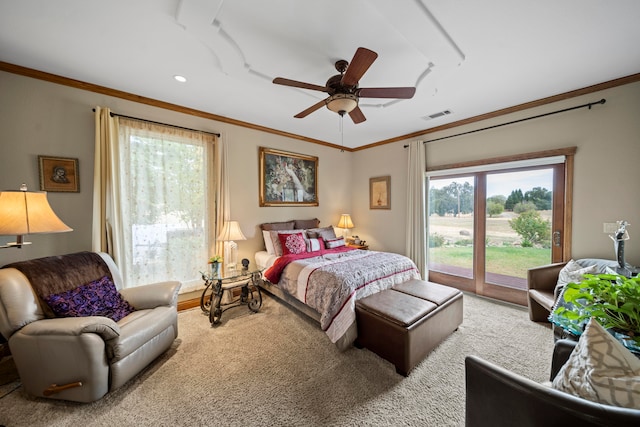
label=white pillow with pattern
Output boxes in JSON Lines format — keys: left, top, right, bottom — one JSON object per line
{"left": 552, "top": 318, "right": 640, "bottom": 409}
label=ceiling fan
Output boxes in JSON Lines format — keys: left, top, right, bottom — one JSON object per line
{"left": 273, "top": 47, "right": 416, "bottom": 124}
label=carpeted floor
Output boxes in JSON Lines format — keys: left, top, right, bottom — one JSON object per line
{"left": 0, "top": 355, "right": 20, "bottom": 399}
{"left": 0, "top": 292, "right": 553, "bottom": 426}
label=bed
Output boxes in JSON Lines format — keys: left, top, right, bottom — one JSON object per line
{"left": 256, "top": 219, "right": 421, "bottom": 350}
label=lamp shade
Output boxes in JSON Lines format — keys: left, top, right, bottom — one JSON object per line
{"left": 216, "top": 221, "right": 247, "bottom": 241}
{"left": 0, "top": 190, "right": 72, "bottom": 235}
{"left": 337, "top": 214, "right": 354, "bottom": 229}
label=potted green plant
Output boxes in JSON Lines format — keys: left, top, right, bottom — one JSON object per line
{"left": 553, "top": 273, "right": 640, "bottom": 350}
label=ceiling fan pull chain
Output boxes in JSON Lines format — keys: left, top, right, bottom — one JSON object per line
{"left": 340, "top": 114, "right": 345, "bottom": 152}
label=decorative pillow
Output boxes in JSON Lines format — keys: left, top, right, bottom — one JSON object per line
{"left": 306, "top": 237, "right": 322, "bottom": 252}
{"left": 307, "top": 226, "right": 336, "bottom": 241}
{"left": 294, "top": 218, "right": 320, "bottom": 229}
{"left": 263, "top": 230, "right": 276, "bottom": 255}
{"left": 325, "top": 236, "right": 346, "bottom": 249}
{"left": 552, "top": 318, "right": 640, "bottom": 409}
{"left": 555, "top": 259, "right": 597, "bottom": 298}
{"left": 269, "top": 229, "right": 305, "bottom": 256}
{"left": 278, "top": 232, "right": 307, "bottom": 255}
{"left": 605, "top": 266, "right": 619, "bottom": 275}
{"left": 44, "top": 276, "right": 135, "bottom": 322}
{"left": 260, "top": 221, "right": 295, "bottom": 231}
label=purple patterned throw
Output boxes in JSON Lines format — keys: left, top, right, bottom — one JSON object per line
{"left": 44, "top": 275, "right": 135, "bottom": 322}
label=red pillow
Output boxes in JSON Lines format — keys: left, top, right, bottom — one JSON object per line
{"left": 278, "top": 232, "right": 307, "bottom": 255}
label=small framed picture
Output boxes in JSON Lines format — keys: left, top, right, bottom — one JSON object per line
{"left": 38, "top": 156, "right": 79, "bottom": 192}
{"left": 370, "top": 175, "right": 391, "bottom": 209}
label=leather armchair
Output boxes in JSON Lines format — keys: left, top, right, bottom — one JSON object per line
{"left": 465, "top": 340, "right": 640, "bottom": 426}
{"left": 0, "top": 251, "right": 181, "bottom": 402}
{"left": 527, "top": 258, "right": 621, "bottom": 323}
{"left": 527, "top": 261, "right": 567, "bottom": 322}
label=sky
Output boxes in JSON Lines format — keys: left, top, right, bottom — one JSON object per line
{"left": 429, "top": 168, "right": 553, "bottom": 198}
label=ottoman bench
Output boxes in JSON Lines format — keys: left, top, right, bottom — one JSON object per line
{"left": 355, "top": 280, "right": 463, "bottom": 376}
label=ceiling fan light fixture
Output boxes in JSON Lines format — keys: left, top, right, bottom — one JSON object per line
{"left": 326, "top": 93, "right": 358, "bottom": 114}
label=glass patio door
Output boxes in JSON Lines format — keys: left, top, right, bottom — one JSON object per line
{"left": 481, "top": 166, "right": 564, "bottom": 303}
{"left": 427, "top": 162, "right": 566, "bottom": 306}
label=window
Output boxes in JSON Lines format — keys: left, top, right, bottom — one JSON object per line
{"left": 117, "top": 118, "right": 215, "bottom": 293}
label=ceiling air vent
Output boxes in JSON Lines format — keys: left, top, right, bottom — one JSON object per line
{"left": 423, "top": 110, "right": 452, "bottom": 121}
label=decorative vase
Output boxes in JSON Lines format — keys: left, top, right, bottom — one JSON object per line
{"left": 210, "top": 262, "right": 221, "bottom": 277}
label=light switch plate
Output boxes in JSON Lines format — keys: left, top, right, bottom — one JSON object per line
{"left": 603, "top": 222, "right": 618, "bottom": 233}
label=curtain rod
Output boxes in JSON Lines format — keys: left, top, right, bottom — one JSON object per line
{"left": 92, "top": 108, "right": 221, "bottom": 137}
{"left": 404, "top": 98, "right": 606, "bottom": 147}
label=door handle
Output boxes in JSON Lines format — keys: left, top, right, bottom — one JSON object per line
{"left": 553, "top": 231, "right": 561, "bottom": 247}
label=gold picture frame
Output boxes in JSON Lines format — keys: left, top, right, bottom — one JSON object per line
{"left": 38, "top": 156, "right": 79, "bottom": 192}
{"left": 259, "top": 147, "right": 318, "bottom": 207}
{"left": 370, "top": 176, "right": 391, "bottom": 209}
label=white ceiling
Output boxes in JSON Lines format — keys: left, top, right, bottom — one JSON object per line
{"left": 1, "top": 0, "right": 639, "bottom": 149}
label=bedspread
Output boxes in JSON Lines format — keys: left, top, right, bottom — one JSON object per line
{"left": 271, "top": 250, "right": 420, "bottom": 345}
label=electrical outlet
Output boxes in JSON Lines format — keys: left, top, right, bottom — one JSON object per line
{"left": 603, "top": 222, "right": 618, "bottom": 233}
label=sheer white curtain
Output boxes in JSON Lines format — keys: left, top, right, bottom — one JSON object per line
{"left": 94, "top": 110, "right": 216, "bottom": 292}
{"left": 405, "top": 140, "right": 427, "bottom": 278}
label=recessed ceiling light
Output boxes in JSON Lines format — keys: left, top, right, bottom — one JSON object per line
{"left": 173, "top": 75, "right": 187, "bottom": 83}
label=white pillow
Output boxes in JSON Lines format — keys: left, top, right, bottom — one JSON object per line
{"left": 325, "top": 236, "right": 346, "bottom": 249}
{"left": 555, "top": 259, "right": 597, "bottom": 298}
{"left": 306, "top": 237, "right": 321, "bottom": 252}
{"left": 552, "top": 318, "right": 640, "bottom": 409}
{"left": 262, "top": 230, "right": 276, "bottom": 255}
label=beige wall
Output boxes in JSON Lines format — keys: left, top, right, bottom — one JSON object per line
{"left": 0, "top": 71, "right": 351, "bottom": 267}
{"left": 1, "top": 70, "right": 639, "bottom": 269}
{"left": 352, "top": 81, "right": 640, "bottom": 266}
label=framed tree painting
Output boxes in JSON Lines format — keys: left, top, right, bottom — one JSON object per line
{"left": 370, "top": 175, "right": 390, "bottom": 209}
{"left": 38, "top": 156, "right": 79, "bottom": 192}
{"left": 259, "top": 147, "right": 318, "bottom": 207}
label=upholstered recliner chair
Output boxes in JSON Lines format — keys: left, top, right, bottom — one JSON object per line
{"left": 0, "top": 251, "right": 181, "bottom": 402}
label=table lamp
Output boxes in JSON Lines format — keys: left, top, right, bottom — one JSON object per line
{"left": 217, "top": 220, "right": 247, "bottom": 272}
{"left": 337, "top": 214, "right": 354, "bottom": 239}
{"left": 0, "top": 184, "right": 72, "bottom": 248}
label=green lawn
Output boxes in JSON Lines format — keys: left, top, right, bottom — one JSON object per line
{"left": 428, "top": 246, "right": 551, "bottom": 278}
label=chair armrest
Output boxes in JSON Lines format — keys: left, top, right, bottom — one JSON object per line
{"left": 550, "top": 339, "right": 577, "bottom": 381}
{"left": 119, "top": 281, "right": 181, "bottom": 310}
{"left": 18, "top": 316, "right": 120, "bottom": 341}
{"left": 527, "top": 262, "right": 567, "bottom": 291}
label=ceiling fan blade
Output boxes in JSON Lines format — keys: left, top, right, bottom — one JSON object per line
{"left": 358, "top": 87, "right": 416, "bottom": 99}
{"left": 348, "top": 106, "right": 366, "bottom": 124}
{"left": 341, "top": 47, "right": 378, "bottom": 87}
{"left": 273, "top": 77, "right": 327, "bottom": 92}
{"left": 294, "top": 98, "right": 329, "bottom": 118}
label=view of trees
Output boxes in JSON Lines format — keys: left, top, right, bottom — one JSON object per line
{"left": 505, "top": 186, "right": 552, "bottom": 210}
{"left": 428, "top": 181, "right": 474, "bottom": 216}
{"left": 429, "top": 182, "right": 552, "bottom": 247}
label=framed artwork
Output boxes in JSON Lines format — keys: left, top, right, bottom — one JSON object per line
{"left": 370, "top": 175, "right": 391, "bottom": 209}
{"left": 259, "top": 147, "right": 318, "bottom": 207}
{"left": 38, "top": 156, "right": 79, "bottom": 192}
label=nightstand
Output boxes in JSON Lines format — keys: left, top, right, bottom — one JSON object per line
{"left": 347, "top": 243, "right": 369, "bottom": 250}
